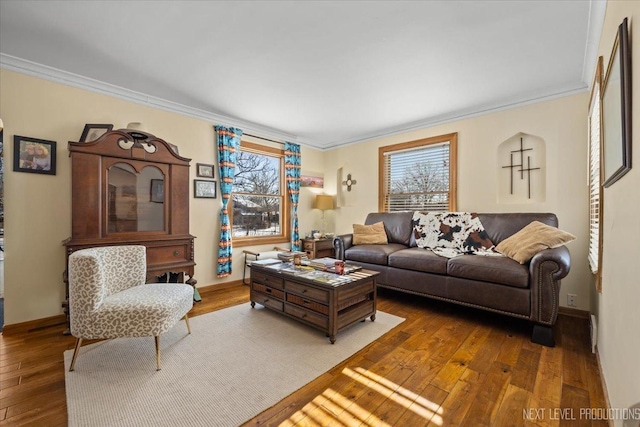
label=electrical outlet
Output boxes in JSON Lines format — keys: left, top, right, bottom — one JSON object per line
{"left": 567, "top": 293, "right": 577, "bottom": 307}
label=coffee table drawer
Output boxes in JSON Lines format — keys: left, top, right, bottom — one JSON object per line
{"left": 253, "top": 283, "right": 284, "bottom": 300}
{"left": 285, "top": 304, "right": 328, "bottom": 329}
{"left": 285, "top": 281, "right": 329, "bottom": 302}
{"left": 252, "top": 271, "right": 284, "bottom": 289}
{"left": 253, "top": 292, "right": 284, "bottom": 312}
{"left": 338, "top": 280, "right": 374, "bottom": 303}
{"left": 287, "top": 294, "right": 329, "bottom": 315}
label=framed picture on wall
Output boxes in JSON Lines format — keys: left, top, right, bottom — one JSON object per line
{"left": 602, "top": 18, "right": 632, "bottom": 188}
{"left": 301, "top": 172, "right": 324, "bottom": 188}
{"left": 79, "top": 124, "right": 113, "bottom": 142}
{"left": 13, "top": 135, "right": 57, "bottom": 175}
{"left": 194, "top": 180, "right": 217, "bottom": 198}
{"left": 196, "top": 163, "right": 215, "bottom": 178}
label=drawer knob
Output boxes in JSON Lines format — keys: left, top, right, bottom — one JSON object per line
{"left": 173, "top": 250, "right": 180, "bottom": 256}
{"left": 301, "top": 289, "right": 307, "bottom": 294}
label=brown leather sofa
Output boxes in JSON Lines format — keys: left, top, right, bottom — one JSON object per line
{"left": 334, "top": 212, "right": 571, "bottom": 346}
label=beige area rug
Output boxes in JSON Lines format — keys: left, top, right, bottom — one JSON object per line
{"left": 64, "top": 303, "right": 405, "bottom": 427}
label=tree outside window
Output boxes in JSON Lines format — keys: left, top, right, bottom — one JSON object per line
{"left": 379, "top": 133, "right": 457, "bottom": 212}
{"left": 231, "top": 141, "right": 289, "bottom": 246}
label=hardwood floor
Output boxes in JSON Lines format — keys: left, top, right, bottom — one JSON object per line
{"left": 0, "top": 284, "right": 608, "bottom": 426}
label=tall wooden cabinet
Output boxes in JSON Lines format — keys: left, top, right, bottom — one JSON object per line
{"left": 62, "top": 129, "right": 196, "bottom": 332}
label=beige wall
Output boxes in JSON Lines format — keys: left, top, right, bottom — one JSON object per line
{"left": 0, "top": 70, "right": 324, "bottom": 325}
{"left": 1, "top": 68, "right": 593, "bottom": 325}
{"left": 326, "top": 93, "right": 592, "bottom": 312}
{"left": 593, "top": 1, "right": 640, "bottom": 421}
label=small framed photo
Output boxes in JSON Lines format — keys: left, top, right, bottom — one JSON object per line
{"left": 194, "top": 180, "right": 217, "bottom": 199}
{"left": 150, "top": 179, "right": 164, "bottom": 203}
{"left": 13, "top": 135, "right": 57, "bottom": 175}
{"left": 196, "top": 163, "right": 215, "bottom": 178}
{"left": 80, "top": 124, "right": 113, "bottom": 142}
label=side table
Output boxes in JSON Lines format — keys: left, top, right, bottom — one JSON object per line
{"left": 302, "top": 238, "right": 334, "bottom": 259}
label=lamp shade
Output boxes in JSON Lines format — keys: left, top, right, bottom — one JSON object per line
{"left": 126, "top": 122, "right": 145, "bottom": 131}
{"left": 314, "top": 194, "right": 334, "bottom": 211}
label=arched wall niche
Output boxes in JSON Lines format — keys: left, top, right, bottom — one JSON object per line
{"left": 497, "top": 132, "right": 546, "bottom": 203}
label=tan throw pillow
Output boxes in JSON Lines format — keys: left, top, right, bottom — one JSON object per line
{"left": 353, "top": 221, "right": 388, "bottom": 245}
{"left": 496, "top": 221, "right": 575, "bottom": 264}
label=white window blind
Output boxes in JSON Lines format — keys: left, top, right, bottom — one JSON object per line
{"left": 382, "top": 142, "right": 451, "bottom": 212}
{"left": 588, "top": 84, "right": 601, "bottom": 274}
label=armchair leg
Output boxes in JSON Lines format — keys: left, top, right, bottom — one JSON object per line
{"left": 155, "top": 336, "right": 161, "bottom": 371}
{"left": 532, "top": 324, "right": 555, "bottom": 347}
{"left": 69, "top": 337, "right": 83, "bottom": 372}
{"left": 183, "top": 314, "right": 192, "bottom": 334}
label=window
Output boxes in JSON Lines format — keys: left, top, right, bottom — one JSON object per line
{"left": 231, "top": 141, "right": 289, "bottom": 247}
{"left": 588, "top": 57, "right": 603, "bottom": 291}
{"left": 379, "top": 133, "right": 457, "bottom": 212}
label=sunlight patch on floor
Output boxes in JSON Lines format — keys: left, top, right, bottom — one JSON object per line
{"left": 281, "top": 367, "right": 444, "bottom": 426}
{"left": 346, "top": 367, "right": 443, "bottom": 425}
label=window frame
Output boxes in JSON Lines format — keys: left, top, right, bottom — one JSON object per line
{"left": 230, "top": 140, "right": 290, "bottom": 248}
{"left": 378, "top": 133, "right": 458, "bottom": 212}
{"left": 588, "top": 57, "right": 604, "bottom": 292}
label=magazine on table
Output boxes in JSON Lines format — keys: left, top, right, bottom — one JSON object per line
{"left": 309, "top": 257, "right": 339, "bottom": 269}
{"left": 266, "top": 263, "right": 313, "bottom": 275}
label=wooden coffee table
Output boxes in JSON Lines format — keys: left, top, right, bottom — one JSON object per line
{"left": 249, "top": 263, "right": 379, "bottom": 343}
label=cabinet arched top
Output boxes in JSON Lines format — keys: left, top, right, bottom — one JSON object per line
{"left": 68, "top": 129, "right": 191, "bottom": 166}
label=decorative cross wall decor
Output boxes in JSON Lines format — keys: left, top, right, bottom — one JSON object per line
{"left": 341, "top": 173, "right": 357, "bottom": 192}
{"left": 501, "top": 137, "right": 540, "bottom": 199}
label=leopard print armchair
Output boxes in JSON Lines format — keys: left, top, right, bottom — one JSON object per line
{"left": 68, "top": 245, "right": 194, "bottom": 371}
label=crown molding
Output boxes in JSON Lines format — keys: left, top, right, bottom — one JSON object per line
{"left": 1, "top": 53, "right": 589, "bottom": 151}
{"left": 321, "top": 82, "right": 589, "bottom": 149}
{"left": 0, "top": 53, "right": 305, "bottom": 147}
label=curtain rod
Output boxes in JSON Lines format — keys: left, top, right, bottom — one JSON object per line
{"left": 243, "top": 133, "right": 285, "bottom": 145}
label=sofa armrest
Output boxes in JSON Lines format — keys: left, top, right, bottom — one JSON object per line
{"left": 529, "top": 246, "right": 571, "bottom": 325}
{"left": 333, "top": 234, "right": 353, "bottom": 261}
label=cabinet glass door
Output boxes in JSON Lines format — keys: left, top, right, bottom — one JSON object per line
{"left": 107, "top": 162, "right": 165, "bottom": 233}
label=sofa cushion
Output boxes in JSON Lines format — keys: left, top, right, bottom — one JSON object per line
{"left": 353, "top": 221, "right": 388, "bottom": 245}
{"left": 495, "top": 221, "right": 575, "bottom": 264}
{"left": 388, "top": 247, "right": 448, "bottom": 274}
{"left": 345, "top": 243, "right": 407, "bottom": 266}
{"left": 477, "top": 213, "right": 558, "bottom": 245}
{"left": 447, "top": 255, "right": 529, "bottom": 288}
{"left": 365, "top": 211, "right": 415, "bottom": 246}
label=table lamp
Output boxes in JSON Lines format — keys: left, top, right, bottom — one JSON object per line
{"left": 313, "top": 194, "right": 334, "bottom": 234}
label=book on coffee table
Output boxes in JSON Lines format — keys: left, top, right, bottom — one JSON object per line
{"left": 277, "top": 250, "right": 308, "bottom": 262}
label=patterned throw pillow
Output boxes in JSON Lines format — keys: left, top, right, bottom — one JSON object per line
{"left": 353, "top": 221, "right": 388, "bottom": 245}
{"left": 412, "top": 212, "right": 494, "bottom": 253}
{"left": 495, "top": 221, "right": 575, "bottom": 264}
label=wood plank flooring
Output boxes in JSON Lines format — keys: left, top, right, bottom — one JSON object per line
{"left": 0, "top": 284, "right": 608, "bottom": 426}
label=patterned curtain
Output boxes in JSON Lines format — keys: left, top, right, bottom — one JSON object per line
{"left": 214, "top": 125, "right": 242, "bottom": 278}
{"left": 285, "top": 142, "right": 302, "bottom": 251}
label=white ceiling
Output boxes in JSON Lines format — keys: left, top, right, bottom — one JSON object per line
{"left": 0, "top": 1, "right": 605, "bottom": 149}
